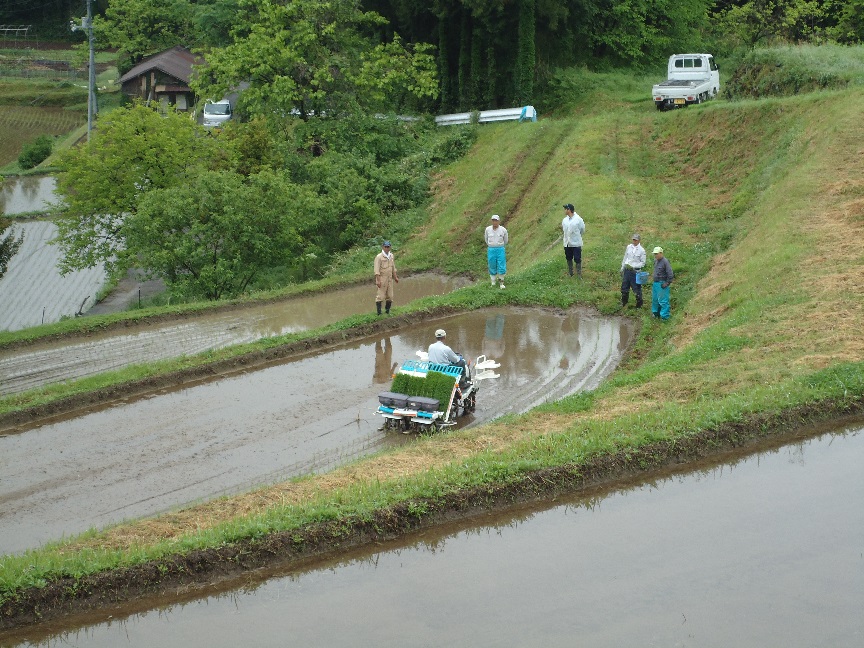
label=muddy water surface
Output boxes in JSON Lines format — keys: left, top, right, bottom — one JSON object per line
{"left": 0, "top": 307, "right": 634, "bottom": 554}
{"left": 4, "top": 421, "right": 862, "bottom": 647}
{"left": 0, "top": 176, "right": 57, "bottom": 216}
{"left": 0, "top": 221, "right": 106, "bottom": 332}
{"left": 0, "top": 274, "right": 469, "bottom": 396}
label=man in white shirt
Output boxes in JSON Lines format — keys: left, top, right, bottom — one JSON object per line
{"left": 620, "top": 233, "right": 646, "bottom": 308}
{"left": 561, "top": 204, "right": 586, "bottom": 278}
{"left": 484, "top": 214, "right": 508, "bottom": 288}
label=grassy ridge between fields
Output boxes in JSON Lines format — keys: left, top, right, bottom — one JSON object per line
{"left": 2, "top": 85, "right": 864, "bottom": 618}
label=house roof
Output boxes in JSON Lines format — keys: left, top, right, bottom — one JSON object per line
{"left": 119, "top": 46, "right": 203, "bottom": 85}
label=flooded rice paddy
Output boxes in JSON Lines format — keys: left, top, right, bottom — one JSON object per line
{"left": 0, "top": 220, "right": 106, "bottom": 332}
{"left": 4, "top": 420, "right": 861, "bottom": 647}
{"left": 0, "top": 307, "right": 635, "bottom": 555}
{"left": 0, "top": 176, "right": 57, "bottom": 217}
{"left": 0, "top": 274, "right": 469, "bottom": 396}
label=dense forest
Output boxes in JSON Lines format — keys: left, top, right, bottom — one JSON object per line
{"left": 3, "top": 0, "right": 864, "bottom": 110}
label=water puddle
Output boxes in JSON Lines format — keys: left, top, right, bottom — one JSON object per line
{"left": 0, "top": 176, "right": 57, "bottom": 216}
{"left": 0, "top": 307, "right": 634, "bottom": 555}
{"left": 0, "top": 274, "right": 469, "bottom": 396}
{"left": 4, "top": 419, "right": 861, "bottom": 647}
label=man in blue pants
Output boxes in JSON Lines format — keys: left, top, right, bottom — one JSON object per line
{"left": 651, "top": 246, "right": 674, "bottom": 320}
{"left": 485, "top": 214, "right": 508, "bottom": 289}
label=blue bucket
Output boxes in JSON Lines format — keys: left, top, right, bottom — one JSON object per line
{"left": 635, "top": 271, "right": 649, "bottom": 285}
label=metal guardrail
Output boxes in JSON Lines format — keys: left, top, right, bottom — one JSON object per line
{"left": 435, "top": 105, "right": 537, "bottom": 126}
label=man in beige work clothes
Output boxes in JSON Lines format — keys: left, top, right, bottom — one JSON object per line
{"left": 374, "top": 240, "right": 399, "bottom": 315}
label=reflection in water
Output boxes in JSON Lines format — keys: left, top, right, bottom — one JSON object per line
{"left": 0, "top": 308, "right": 634, "bottom": 555}
{"left": 0, "top": 176, "right": 58, "bottom": 216}
{"left": 8, "top": 423, "right": 863, "bottom": 647}
{"left": 373, "top": 337, "right": 397, "bottom": 384}
{"left": 481, "top": 312, "right": 505, "bottom": 359}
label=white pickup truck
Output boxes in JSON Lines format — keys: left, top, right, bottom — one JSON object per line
{"left": 652, "top": 53, "right": 720, "bottom": 111}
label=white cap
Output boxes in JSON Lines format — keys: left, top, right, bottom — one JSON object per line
{"left": 491, "top": 214, "right": 500, "bottom": 220}
{"left": 435, "top": 329, "right": 446, "bottom": 338}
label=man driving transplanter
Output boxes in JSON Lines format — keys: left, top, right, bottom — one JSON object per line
{"left": 428, "top": 329, "right": 467, "bottom": 381}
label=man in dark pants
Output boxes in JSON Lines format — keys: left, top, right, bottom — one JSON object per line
{"left": 561, "top": 204, "right": 585, "bottom": 278}
{"left": 620, "top": 233, "right": 646, "bottom": 308}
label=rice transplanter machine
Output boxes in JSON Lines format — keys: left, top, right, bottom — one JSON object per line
{"left": 376, "top": 352, "right": 500, "bottom": 433}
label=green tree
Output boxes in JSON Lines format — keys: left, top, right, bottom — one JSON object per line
{"left": 0, "top": 218, "right": 24, "bottom": 281}
{"left": 715, "top": 0, "right": 840, "bottom": 46}
{"left": 514, "top": 0, "right": 536, "bottom": 104}
{"left": 127, "top": 170, "right": 315, "bottom": 299}
{"left": 53, "top": 103, "right": 211, "bottom": 275}
{"left": 98, "top": 0, "right": 195, "bottom": 71}
{"left": 99, "top": 0, "right": 241, "bottom": 72}
{"left": 831, "top": 0, "right": 864, "bottom": 41}
{"left": 18, "top": 135, "right": 53, "bottom": 170}
{"left": 194, "top": 0, "right": 438, "bottom": 121}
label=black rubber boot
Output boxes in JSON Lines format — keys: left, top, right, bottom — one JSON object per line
{"left": 376, "top": 301, "right": 382, "bottom": 316}
{"left": 621, "top": 294, "right": 628, "bottom": 308}
{"left": 576, "top": 262, "right": 582, "bottom": 279}
{"left": 385, "top": 301, "right": 392, "bottom": 315}
{"left": 567, "top": 259, "right": 573, "bottom": 276}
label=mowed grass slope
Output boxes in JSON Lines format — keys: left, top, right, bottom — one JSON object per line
{"left": 2, "top": 82, "right": 864, "bottom": 606}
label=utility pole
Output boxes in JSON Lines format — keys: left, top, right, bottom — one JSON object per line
{"left": 71, "top": 0, "right": 96, "bottom": 140}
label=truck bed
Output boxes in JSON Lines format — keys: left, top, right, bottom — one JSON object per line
{"left": 653, "top": 78, "right": 709, "bottom": 89}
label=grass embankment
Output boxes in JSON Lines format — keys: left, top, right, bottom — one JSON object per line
{"left": 2, "top": 75, "right": 864, "bottom": 623}
{"left": 725, "top": 43, "right": 864, "bottom": 99}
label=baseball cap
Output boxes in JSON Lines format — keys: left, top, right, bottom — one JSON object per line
{"left": 491, "top": 214, "right": 500, "bottom": 220}
{"left": 653, "top": 246, "right": 663, "bottom": 254}
{"left": 383, "top": 240, "right": 391, "bottom": 247}
{"left": 632, "top": 233, "right": 640, "bottom": 240}
{"left": 563, "top": 204, "right": 574, "bottom": 211}
{"left": 435, "top": 329, "right": 446, "bottom": 338}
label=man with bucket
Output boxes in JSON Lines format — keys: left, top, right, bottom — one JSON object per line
{"left": 651, "top": 246, "right": 674, "bottom": 320}
{"left": 620, "top": 233, "right": 647, "bottom": 309}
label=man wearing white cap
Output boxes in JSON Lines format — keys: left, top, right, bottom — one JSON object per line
{"left": 428, "top": 329, "right": 467, "bottom": 378}
{"left": 651, "top": 246, "right": 674, "bottom": 320}
{"left": 484, "top": 214, "right": 508, "bottom": 288}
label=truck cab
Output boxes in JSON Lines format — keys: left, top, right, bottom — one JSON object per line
{"left": 669, "top": 54, "right": 719, "bottom": 93}
{"left": 202, "top": 99, "right": 233, "bottom": 128}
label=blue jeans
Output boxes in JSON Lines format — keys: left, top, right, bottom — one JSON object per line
{"left": 652, "top": 282, "right": 671, "bottom": 319}
{"left": 487, "top": 247, "right": 506, "bottom": 276}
